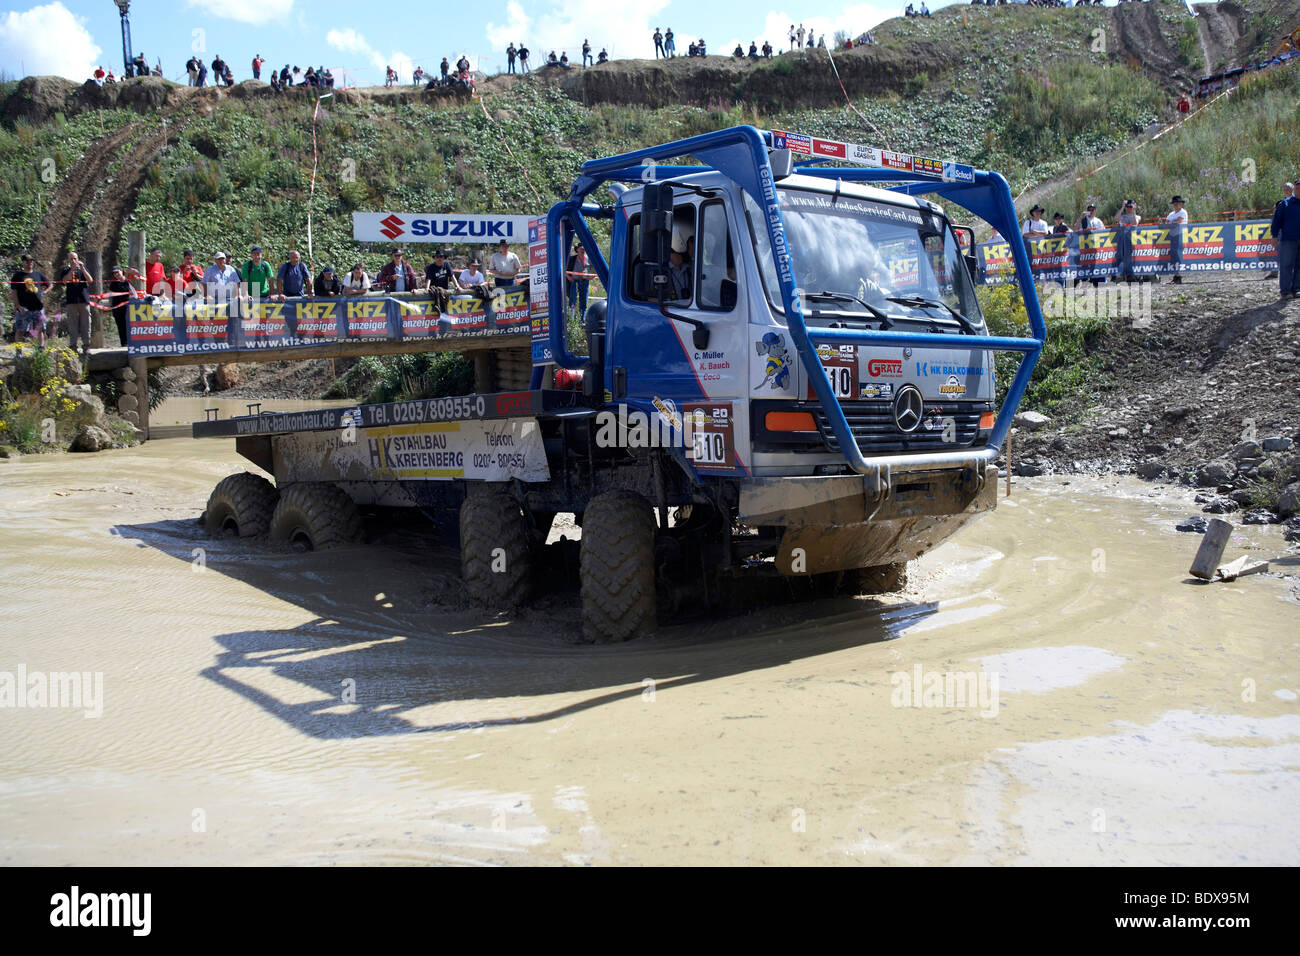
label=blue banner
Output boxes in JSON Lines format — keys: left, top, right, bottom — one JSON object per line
{"left": 976, "top": 219, "right": 1279, "bottom": 285}
{"left": 125, "top": 286, "right": 532, "bottom": 357}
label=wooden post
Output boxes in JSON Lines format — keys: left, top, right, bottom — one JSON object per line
{"left": 1189, "top": 518, "right": 1233, "bottom": 580}
{"left": 130, "top": 355, "right": 150, "bottom": 440}
{"left": 1005, "top": 431, "right": 1012, "bottom": 497}
{"left": 86, "top": 250, "right": 104, "bottom": 349}
{"left": 127, "top": 230, "right": 146, "bottom": 292}
{"left": 472, "top": 350, "right": 494, "bottom": 393}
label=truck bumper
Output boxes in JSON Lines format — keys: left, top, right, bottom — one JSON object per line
{"left": 737, "top": 460, "right": 997, "bottom": 574}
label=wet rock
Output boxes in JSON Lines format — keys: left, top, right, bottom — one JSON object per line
{"left": 1228, "top": 489, "right": 1255, "bottom": 505}
{"left": 1241, "top": 509, "right": 1278, "bottom": 526}
{"left": 69, "top": 424, "right": 112, "bottom": 453}
{"left": 1014, "top": 411, "right": 1050, "bottom": 431}
{"left": 1263, "top": 436, "right": 1293, "bottom": 452}
{"left": 1136, "top": 460, "right": 1165, "bottom": 479}
{"left": 1201, "top": 497, "right": 1239, "bottom": 514}
{"left": 1283, "top": 516, "right": 1300, "bottom": 544}
{"left": 1277, "top": 482, "right": 1300, "bottom": 517}
{"left": 1232, "top": 441, "right": 1262, "bottom": 460}
{"left": 1012, "top": 459, "right": 1044, "bottom": 477}
{"left": 1176, "top": 516, "right": 1208, "bottom": 533}
{"left": 1194, "top": 461, "right": 1233, "bottom": 487}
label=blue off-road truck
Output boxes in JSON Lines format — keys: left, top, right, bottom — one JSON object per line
{"left": 194, "top": 126, "right": 1045, "bottom": 641}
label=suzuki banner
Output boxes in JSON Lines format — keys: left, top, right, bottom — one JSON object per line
{"left": 353, "top": 213, "right": 535, "bottom": 244}
{"left": 125, "top": 287, "right": 531, "bottom": 357}
{"left": 976, "top": 218, "right": 1279, "bottom": 285}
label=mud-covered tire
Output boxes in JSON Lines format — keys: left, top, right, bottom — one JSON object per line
{"left": 268, "top": 482, "right": 364, "bottom": 551}
{"left": 204, "top": 472, "right": 278, "bottom": 538}
{"left": 460, "top": 490, "right": 534, "bottom": 607}
{"left": 843, "top": 562, "right": 908, "bottom": 595}
{"left": 580, "top": 490, "right": 656, "bottom": 642}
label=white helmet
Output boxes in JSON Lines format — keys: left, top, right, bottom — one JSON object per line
{"left": 671, "top": 223, "right": 693, "bottom": 254}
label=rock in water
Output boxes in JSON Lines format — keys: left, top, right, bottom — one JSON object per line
{"left": 213, "top": 364, "right": 241, "bottom": 390}
{"left": 69, "top": 424, "right": 112, "bottom": 452}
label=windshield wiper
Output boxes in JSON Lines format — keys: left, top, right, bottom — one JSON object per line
{"left": 885, "top": 295, "right": 978, "bottom": 334}
{"left": 805, "top": 290, "right": 893, "bottom": 330}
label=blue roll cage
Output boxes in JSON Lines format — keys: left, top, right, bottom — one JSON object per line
{"left": 543, "top": 125, "right": 1045, "bottom": 478}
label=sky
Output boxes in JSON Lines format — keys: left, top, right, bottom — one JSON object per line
{"left": 0, "top": 0, "right": 994, "bottom": 85}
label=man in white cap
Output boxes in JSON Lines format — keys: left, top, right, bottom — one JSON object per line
{"left": 1166, "top": 195, "right": 1188, "bottom": 283}
{"left": 202, "top": 251, "right": 240, "bottom": 303}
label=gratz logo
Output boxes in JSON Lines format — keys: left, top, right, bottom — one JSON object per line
{"left": 867, "top": 358, "right": 902, "bottom": 377}
{"left": 495, "top": 392, "right": 532, "bottom": 415}
{"left": 379, "top": 214, "right": 405, "bottom": 240}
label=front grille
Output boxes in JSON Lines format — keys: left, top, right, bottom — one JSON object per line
{"left": 811, "top": 401, "right": 986, "bottom": 454}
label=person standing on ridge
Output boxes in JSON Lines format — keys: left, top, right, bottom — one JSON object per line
{"left": 582, "top": 39, "right": 592, "bottom": 67}
{"left": 252, "top": 54, "right": 263, "bottom": 79}
{"left": 653, "top": 27, "right": 664, "bottom": 58}
{"left": 507, "top": 43, "right": 517, "bottom": 73}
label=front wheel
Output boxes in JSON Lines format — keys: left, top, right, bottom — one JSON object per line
{"left": 460, "top": 490, "right": 534, "bottom": 607}
{"left": 204, "top": 472, "right": 277, "bottom": 537}
{"left": 842, "top": 562, "right": 908, "bottom": 595}
{"left": 580, "top": 491, "right": 657, "bottom": 642}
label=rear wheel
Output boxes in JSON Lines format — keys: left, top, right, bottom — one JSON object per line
{"left": 842, "top": 562, "right": 908, "bottom": 595}
{"left": 204, "top": 472, "right": 277, "bottom": 538}
{"left": 580, "top": 490, "right": 657, "bottom": 642}
{"left": 460, "top": 490, "right": 534, "bottom": 607}
{"left": 269, "top": 482, "right": 364, "bottom": 551}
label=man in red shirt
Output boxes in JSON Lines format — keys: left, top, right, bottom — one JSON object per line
{"left": 169, "top": 249, "right": 203, "bottom": 299}
{"left": 252, "top": 54, "right": 264, "bottom": 79}
{"left": 144, "top": 247, "right": 167, "bottom": 296}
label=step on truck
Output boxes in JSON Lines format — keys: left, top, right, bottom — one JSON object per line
{"left": 194, "top": 126, "right": 1046, "bottom": 642}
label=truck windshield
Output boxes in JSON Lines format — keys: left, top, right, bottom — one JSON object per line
{"left": 744, "top": 187, "right": 984, "bottom": 329}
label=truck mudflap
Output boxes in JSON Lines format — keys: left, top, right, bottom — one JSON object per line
{"left": 738, "top": 461, "right": 996, "bottom": 575}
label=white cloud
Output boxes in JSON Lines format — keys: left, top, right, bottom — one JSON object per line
{"left": 482, "top": 0, "right": 669, "bottom": 64}
{"left": 0, "top": 3, "right": 101, "bottom": 80}
{"left": 325, "top": 27, "right": 413, "bottom": 84}
{"left": 186, "top": 0, "right": 295, "bottom": 25}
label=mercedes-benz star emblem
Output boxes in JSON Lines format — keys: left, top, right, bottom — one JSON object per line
{"left": 894, "top": 385, "right": 924, "bottom": 433}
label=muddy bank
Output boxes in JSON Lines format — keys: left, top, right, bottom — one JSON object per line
{"left": 0, "top": 415, "right": 1296, "bottom": 865}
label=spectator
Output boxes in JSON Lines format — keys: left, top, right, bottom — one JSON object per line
{"left": 1270, "top": 179, "right": 1300, "bottom": 299}
{"left": 211, "top": 55, "right": 226, "bottom": 84}
{"left": 385, "top": 65, "right": 397, "bottom": 87}
{"left": 1078, "top": 202, "right": 1103, "bottom": 233}
{"left": 321, "top": 68, "right": 334, "bottom": 89}
{"left": 748, "top": 42, "right": 759, "bottom": 59}
{"left": 1022, "top": 204, "right": 1049, "bottom": 238}
{"left": 653, "top": 28, "right": 664, "bottom": 59}
{"left": 203, "top": 252, "right": 240, "bottom": 303}
{"left": 507, "top": 43, "right": 517, "bottom": 74}
{"left": 921, "top": 1, "right": 931, "bottom": 15}
{"left": 59, "top": 252, "right": 93, "bottom": 359}
{"left": 548, "top": 51, "right": 559, "bottom": 66}
{"left": 733, "top": 44, "right": 745, "bottom": 58}
{"left": 489, "top": 240, "right": 522, "bottom": 288}
{"left": 240, "top": 246, "right": 273, "bottom": 299}
{"left": 342, "top": 263, "right": 371, "bottom": 296}
{"left": 519, "top": 45, "right": 530, "bottom": 72}
{"left": 196, "top": 61, "right": 207, "bottom": 87}
{"left": 560, "top": 52, "right": 570, "bottom": 68}
{"left": 807, "top": 32, "right": 814, "bottom": 49}
{"left": 377, "top": 249, "right": 417, "bottom": 293}
{"left": 1051, "top": 212, "right": 1071, "bottom": 235}
{"left": 789, "top": 24, "right": 796, "bottom": 51}
{"left": 144, "top": 247, "right": 167, "bottom": 296}
{"left": 665, "top": 28, "right": 676, "bottom": 57}
{"left": 95, "top": 266, "right": 134, "bottom": 346}
{"left": 598, "top": 48, "right": 609, "bottom": 63}
{"left": 269, "top": 70, "right": 281, "bottom": 92}
{"left": 456, "top": 55, "right": 470, "bottom": 75}
{"left": 1176, "top": 94, "right": 1190, "bottom": 117}
{"left": 696, "top": 38, "right": 706, "bottom": 55}
{"left": 314, "top": 266, "right": 342, "bottom": 297}
{"left": 583, "top": 39, "right": 592, "bottom": 67}
{"left": 280, "top": 65, "right": 292, "bottom": 87}
{"left": 423, "top": 249, "right": 459, "bottom": 311}
{"left": 173, "top": 249, "right": 203, "bottom": 298}
{"left": 441, "top": 57, "right": 450, "bottom": 82}
{"left": 413, "top": 66, "right": 425, "bottom": 86}
{"left": 9, "top": 254, "right": 51, "bottom": 346}
{"left": 566, "top": 244, "right": 591, "bottom": 318}
{"left": 186, "top": 57, "right": 198, "bottom": 86}
{"left": 1266, "top": 183, "right": 1293, "bottom": 280}
{"left": 133, "top": 52, "right": 148, "bottom": 77}
{"left": 223, "top": 64, "right": 234, "bottom": 87}
{"left": 458, "top": 259, "right": 490, "bottom": 300}
{"left": 93, "top": 65, "right": 106, "bottom": 85}
{"left": 293, "top": 66, "right": 302, "bottom": 84}
{"left": 797, "top": 23, "right": 805, "bottom": 47}
{"left": 762, "top": 41, "right": 773, "bottom": 57}
{"left": 817, "top": 34, "right": 826, "bottom": 49}
{"left": 1117, "top": 199, "right": 1141, "bottom": 282}
{"left": 275, "top": 250, "right": 312, "bottom": 299}
{"left": 1166, "top": 195, "right": 1188, "bottom": 283}
{"left": 252, "top": 54, "right": 263, "bottom": 80}
{"left": 304, "top": 66, "right": 317, "bottom": 87}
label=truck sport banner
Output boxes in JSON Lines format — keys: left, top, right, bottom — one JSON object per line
{"left": 976, "top": 219, "right": 1279, "bottom": 285}
{"left": 352, "top": 213, "right": 535, "bottom": 244}
{"left": 125, "top": 287, "right": 532, "bottom": 356}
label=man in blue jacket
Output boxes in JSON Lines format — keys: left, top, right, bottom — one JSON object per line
{"left": 1271, "top": 180, "right": 1300, "bottom": 298}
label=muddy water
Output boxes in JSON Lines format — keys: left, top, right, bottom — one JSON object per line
{"left": 1, "top": 409, "right": 1297, "bottom": 865}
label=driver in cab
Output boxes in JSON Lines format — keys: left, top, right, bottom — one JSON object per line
{"left": 668, "top": 224, "right": 693, "bottom": 302}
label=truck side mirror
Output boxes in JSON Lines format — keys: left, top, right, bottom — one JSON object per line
{"left": 633, "top": 183, "right": 675, "bottom": 298}
{"left": 952, "top": 225, "right": 977, "bottom": 281}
